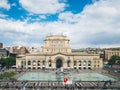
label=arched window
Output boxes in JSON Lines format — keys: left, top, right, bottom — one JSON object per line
{"left": 98, "top": 65, "right": 99, "bottom": 68}
{"left": 28, "top": 61, "right": 31, "bottom": 65}
{"left": 83, "top": 61, "right": 86, "bottom": 69}
{"left": 32, "top": 60, "right": 36, "bottom": 69}
{"left": 38, "top": 61, "right": 41, "bottom": 66}
{"left": 43, "top": 60, "right": 45, "bottom": 65}
{"left": 88, "top": 61, "right": 91, "bottom": 65}
{"left": 33, "top": 60, "right": 36, "bottom": 66}
{"left": 83, "top": 61, "right": 86, "bottom": 65}
{"left": 74, "top": 60, "right": 77, "bottom": 69}
{"left": 42, "top": 60, "right": 46, "bottom": 70}
{"left": 78, "top": 60, "right": 81, "bottom": 69}
{"left": 48, "top": 60, "right": 52, "bottom": 67}
{"left": 67, "top": 60, "right": 70, "bottom": 67}
{"left": 79, "top": 61, "right": 81, "bottom": 66}
{"left": 88, "top": 61, "right": 91, "bottom": 69}
{"left": 94, "top": 61, "right": 96, "bottom": 63}
{"left": 37, "top": 61, "right": 41, "bottom": 69}
{"left": 74, "top": 61, "right": 77, "bottom": 66}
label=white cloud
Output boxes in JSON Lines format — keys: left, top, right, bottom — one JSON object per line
{"left": 0, "top": 0, "right": 120, "bottom": 48}
{"left": 59, "top": 11, "right": 81, "bottom": 23}
{"left": 58, "top": 0, "right": 120, "bottom": 47}
{"left": 13, "top": 41, "right": 41, "bottom": 47}
{"left": 11, "top": 3, "right": 16, "bottom": 7}
{"left": 39, "top": 15, "right": 46, "bottom": 19}
{"left": 0, "top": 13, "right": 8, "bottom": 18}
{"left": 19, "top": 0, "right": 66, "bottom": 14}
{"left": 0, "top": 0, "right": 10, "bottom": 10}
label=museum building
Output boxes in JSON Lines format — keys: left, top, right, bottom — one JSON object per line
{"left": 16, "top": 35, "right": 103, "bottom": 69}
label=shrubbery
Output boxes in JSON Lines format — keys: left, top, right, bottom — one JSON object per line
{"left": 0, "top": 72, "right": 16, "bottom": 79}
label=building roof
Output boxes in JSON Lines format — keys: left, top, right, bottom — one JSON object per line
{"left": 44, "top": 35, "right": 69, "bottom": 41}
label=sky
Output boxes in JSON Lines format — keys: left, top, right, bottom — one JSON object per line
{"left": 0, "top": 0, "right": 120, "bottom": 48}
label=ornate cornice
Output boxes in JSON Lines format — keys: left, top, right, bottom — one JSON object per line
{"left": 19, "top": 52, "right": 100, "bottom": 57}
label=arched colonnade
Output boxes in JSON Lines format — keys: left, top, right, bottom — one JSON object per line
{"left": 19, "top": 59, "right": 93, "bottom": 69}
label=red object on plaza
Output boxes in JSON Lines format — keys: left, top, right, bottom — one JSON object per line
{"left": 64, "top": 78, "right": 68, "bottom": 84}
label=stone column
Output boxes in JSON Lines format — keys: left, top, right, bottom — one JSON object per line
{"left": 31, "top": 60, "right": 33, "bottom": 69}
{"left": 91, "top": 60, "right": 94, "bottom": 69}
{"left": 26, "top": 60, "right": 28, "bottom": 69}
{"left": 36, "top": 60, "right": 38, "bottom": 69}
{"left": 86, "top": 60, "right": 88, "bottom": 69}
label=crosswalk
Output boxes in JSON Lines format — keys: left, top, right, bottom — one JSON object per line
{"left": 0, "top": 81, "right": 120, "bottom": 90}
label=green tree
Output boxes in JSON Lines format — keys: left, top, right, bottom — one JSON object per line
{"left": 0, "top": 56, "right": 16, "bottom": 69}
{"left": 108, "top": 55, "right": 120, "bottom": 65}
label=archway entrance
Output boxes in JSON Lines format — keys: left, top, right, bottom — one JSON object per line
{"left": 56, "top": 59, "right": 63, "bottom": 68}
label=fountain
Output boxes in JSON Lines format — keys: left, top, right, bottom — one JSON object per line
{"left": 56, "top": 67, "right": 69, "bottom": 75}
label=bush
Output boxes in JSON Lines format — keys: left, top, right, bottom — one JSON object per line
{"left": 0, "top": 72, "right": 16, "bottom": 79}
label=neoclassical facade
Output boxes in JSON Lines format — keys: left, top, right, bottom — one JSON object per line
{"left": 16, "top": 35, "right": 103, "bottom": 69}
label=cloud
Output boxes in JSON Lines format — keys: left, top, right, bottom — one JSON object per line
{"left": 0, "top": 0, "right": 120, "bottom": 48}
{"left": 19, "top": 0, "right": 66, "bottom": 14}
{"left": 13, "top": 41, "right": 41, "bottom": 47}
{"left": 11, "top": 3, "right": 16, "bottom": 7}
{"left": 0, "top": 0, "right": 10, "bottom": 10}
{"left": 58, "top": 0, "right": 120, "bottom": 47}
{"left": 0, "top": 18, "right": 71, "bottom": 47}
{"left": 0, "top": 13, "right": 8, "bottom": 18}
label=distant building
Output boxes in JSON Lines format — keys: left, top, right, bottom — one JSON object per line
{"left": 104, "top": 50, "right": 120, "bottom": 61}
{"left": 16, "top": 35, "right": 103, "bottom": 69}
{"left": 27, "top": 47, "right": 43, "bottom": 54}
{"left": 6, "top": 46, "right": 28, "bottom": 55}
{"left": 0, "top": 48, "right": 9, "bottom": 58}
{"left": 0, "top": 43, "right": 3, "bottom": 48}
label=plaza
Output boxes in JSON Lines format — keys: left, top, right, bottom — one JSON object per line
{"left": 0, "top": 69, "right": 120, "bottom": 90}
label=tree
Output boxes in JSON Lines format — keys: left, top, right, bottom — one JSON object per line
{"left": 108, "top": 55, "right": 120, "bottom": 65}
{"left": 0, "top": 56, "right": 16, "bottom": 69}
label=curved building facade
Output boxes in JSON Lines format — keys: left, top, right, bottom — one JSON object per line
{"left": 16, "top": 35, "right": 103, "bottom": 69}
